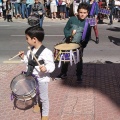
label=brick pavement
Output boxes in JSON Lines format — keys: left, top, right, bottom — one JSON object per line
{"left": 0, "top": 63, "right": 120, "bottom": 120}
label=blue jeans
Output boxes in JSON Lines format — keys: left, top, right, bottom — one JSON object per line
{"left": 66, "top": 7, "right": 69, "bottom": 18}
{"left": 21, "top": 3, "right": 28, "bottom": 19}
{"left": 39, "top": 16, "right": 44, "bottom": 28}
{"left": 14, "top": 3, "right": 21, "bottom": 15}
{"left": 27, "top": 4, "right": 32, "bottom": 17}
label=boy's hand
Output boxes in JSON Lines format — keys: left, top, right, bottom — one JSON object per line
{"left": 39, "top": 65, "right": 47, "bottom": 72}
{"left": 65, "top": 36, "right": 73, "bottom": 43}
{"left": 18, "top": 51, "right": 24, "bottom": 59}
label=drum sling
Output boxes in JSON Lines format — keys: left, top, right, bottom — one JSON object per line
{"left": 90, "top": 2, "right": 96, "bottom": 16}
{"left": 26, "top": 45, "right": 46, "bottom": 76}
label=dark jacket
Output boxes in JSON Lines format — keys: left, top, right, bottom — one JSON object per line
{"left": 108, "top": 0, "right": 115, "bottom": 9}
{"left": 31, "top": 2, "right": 45, "bottom": 15}
{"left": 64, "top": 16, "right": 91, "bottom": 44}
{"left": 6, "top": 2, "right": 12, "bottom": 10}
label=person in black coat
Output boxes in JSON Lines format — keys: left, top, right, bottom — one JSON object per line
{"left": 6, "top": 0, "right": 13, "bottom": 22}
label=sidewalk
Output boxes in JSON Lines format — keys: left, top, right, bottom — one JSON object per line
{"left": 0, "top": 62, "right": 120, "bottom": 120}
{"left": 0, "top": 17, "right": 120, "bottom": 26}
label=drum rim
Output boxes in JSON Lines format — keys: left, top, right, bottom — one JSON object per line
{"left": 54, "top": 42, "right": 80, "bottom": 50}
{"left": 10, "top": 73, "right": 37, "bottom": 96}
{"left": 12, "top": 89, "right": 36, "bottom": 100}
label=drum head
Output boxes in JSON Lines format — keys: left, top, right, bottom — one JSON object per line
{"left": 54, "top": 43, "right": 80, "bottom": 50}
{"left": 10, "top": 74, "right": 37, "bottom": 96}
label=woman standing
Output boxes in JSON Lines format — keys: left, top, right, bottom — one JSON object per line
{"left": 59, "top": 0, "right": 66, "bottom": 20}
{"left": 50, "top": 0, "right": 58, "bottom": 19}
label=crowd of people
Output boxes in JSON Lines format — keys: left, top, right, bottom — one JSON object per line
{"left": 0, "top": 0, "right": 120, "bottom": 23}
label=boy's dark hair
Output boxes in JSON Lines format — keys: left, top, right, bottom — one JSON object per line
{"left": 25, "top": 26, "right": 44, "bottom": 42}
{"left": 77, "top": 3, "right": 89, "bottom": 12}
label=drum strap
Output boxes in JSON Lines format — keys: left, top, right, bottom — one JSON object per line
{"left": 82, "top": 21, "right": 89, "bottom": 41}
{"left": 90, "top": 2, "right": 96, "bottom": 16}
{"left": 26, "top": 45, "right": 46, "bottom": 76}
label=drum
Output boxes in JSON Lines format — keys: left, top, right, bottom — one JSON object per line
{"left": 54, "top": 43, "right": 81, "bottom": 67}
{"left": 10, "top": 72, "right": 38, "bottom": 101}
{"left": 28, "top": 14, "right": 40, "bottom": 26}
{"left": 86, "top": 17, "right": 96, "bottom": 26}
{"left": 98, "top": 8, "right": 111, "bottom": 15}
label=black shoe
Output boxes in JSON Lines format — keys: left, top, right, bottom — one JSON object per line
{"left": 96, "top": 37, "right": 99, "bottom": 44}
{"left": 76, "top": 76, "right": 82, "bottom": 83}
{"left": 118, "top": 20, "right": 120, "bottom": 22}
{"left": 55, "top": 73, "right": 67, "bottom": 80}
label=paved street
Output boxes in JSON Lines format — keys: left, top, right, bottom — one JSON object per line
{"left": 0, "top": 18, "right": 120, "bottom": 120}
{"left": 0, "top": 17, "right": 120, "bottom": 63}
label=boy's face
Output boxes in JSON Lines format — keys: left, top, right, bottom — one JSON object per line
{"left": 26, "top": 35, "right": 35, "bottom": 46}
{"left": 78, "top": 9, "right": 88, "bottom": 20}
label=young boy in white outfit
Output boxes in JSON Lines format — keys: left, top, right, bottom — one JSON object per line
{"left": 19, "top": 26, "right": 55, "bottom": 120}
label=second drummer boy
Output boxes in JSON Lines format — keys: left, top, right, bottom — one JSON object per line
{"left": 55, "top": 3, "right": 91, "bottom": 83}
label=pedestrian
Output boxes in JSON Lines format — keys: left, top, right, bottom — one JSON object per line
{"left": 108, "top": 0, "right": 115, "bottom": 25}
{"left": 66, "top": 0, "right": 71, "bottom": 18}
{"left": 21, "top": 0, "right": 28, "bottom": 19}
{"left": 18, "top": 26, "right": 55, "bottom": 120}
{"left": 55, "top": 3, "right": 91, "bottom": 83}
{"left": 88, "top": 0, "right": 99, "bottom": 44}
{"left": 26, "top": 0, "right": 34, "bottom": 17}
{"left": 14, "top": 0, "right": 21, "bottom": 19}
{"left": 6, "top": 0, "right": 13, "bottom": 22}
{"left": 31, "top": 0, "right": 45, "bottom": 27}
{"left": 50, "top": 0, "right": 58, "bottom": 20}
{"left": 2, "top": 0, "right": 7, "bottom": 20}
{"left": 59, "top": 0, "right": 67, "bottom": 20}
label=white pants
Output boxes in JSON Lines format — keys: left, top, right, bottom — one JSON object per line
{"left": 38, "top": 82, "right": 49, "bottom": 116}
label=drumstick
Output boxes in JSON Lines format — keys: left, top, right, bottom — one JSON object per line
{"left": 9, "top": 53, "right": 21, "bottom": 61}
{"left": 28, "top": 46, "right": 41, "bottom": 66}
{"left": 55, "top": 50, "right": 61, "bottom": 60}
{"left": 71, "top": 30, "right": 76, "bottom": 37}
{"left": 70, "top": 30, "right": 76, "bottom": 42}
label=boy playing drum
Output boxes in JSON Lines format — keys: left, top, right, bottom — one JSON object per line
{"left": 19, "top": 26, "right": 55, "bottom": 120}
{"left": 55, "top": 3, "right": 91, "bottom": 83}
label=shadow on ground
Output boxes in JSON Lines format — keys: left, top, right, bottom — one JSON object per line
{"left": 51, "top": 62, "right": 120, "bottom": 108}
{"left": 108, "top": 36, "right": 120, "bottom": 46}
{"left": 106, "top": 27, "right": 120, "bottom": 32}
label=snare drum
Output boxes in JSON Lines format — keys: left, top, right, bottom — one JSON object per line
{"left": 54, "top": 43, "right": 82, "bottom": 67}
{"left": 28, "top": 14, "right": 40, "bottom": 26}
{"left": 10, "top": 72, "right": 38, "bottom": 101}
{"left": 86, "top": 17, "right": 96, "bottom": 26}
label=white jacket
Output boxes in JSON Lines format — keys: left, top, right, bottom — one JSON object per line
{"left": 22, "top": 47, "right": 55, "bottom": 83}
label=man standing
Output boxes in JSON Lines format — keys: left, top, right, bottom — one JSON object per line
{"left": 108, "top": 0, "right": 115, "bottom": 25}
